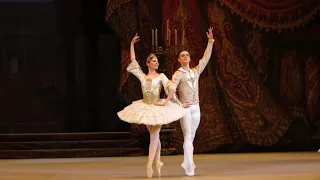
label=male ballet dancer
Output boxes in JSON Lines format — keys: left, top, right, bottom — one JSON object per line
{"left": 171, "top": 27, "right": 215, "bottom": 176}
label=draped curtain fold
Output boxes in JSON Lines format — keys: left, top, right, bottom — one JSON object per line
{"left": 220, "top": 0, "right": 320, "bottom": 31}
{"left": 106, "top": 0, "right": 131, "bottom": 20}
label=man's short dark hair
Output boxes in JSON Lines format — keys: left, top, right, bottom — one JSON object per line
{"left": 176, "top": 49, "right": 191, "bottom": 58}
{"left": 176, "top": 50, "right": 184, "bottom": 59}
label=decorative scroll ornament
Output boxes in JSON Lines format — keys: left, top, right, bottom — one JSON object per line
{"left": 219, "top": 0, "right": 320, "bottom": 32}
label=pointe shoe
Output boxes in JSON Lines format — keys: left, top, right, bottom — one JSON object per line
{"left": 156, "top": 161, "right": 163, "bottom": 177}
{"left": 146, "top": 163, "right": 153, "bottom": 178}
{"left": 318, "top": 149, "right": 320, "bottom": 153}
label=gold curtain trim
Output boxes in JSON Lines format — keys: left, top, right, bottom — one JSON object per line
{"left": 220, "top": 0, "right": 320, "bottom": 32}
{"left": 105, "top": 0, "right": 132, "bottom": 20}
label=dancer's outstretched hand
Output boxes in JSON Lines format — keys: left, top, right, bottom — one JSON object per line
{"left": 206, "top": 27, "right": 214, "bottom": 40}
{"left": 131, "top": 33, "right": 140, "bottom": 44}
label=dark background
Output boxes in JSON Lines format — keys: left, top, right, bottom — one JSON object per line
{"left": 0, "top": 0, "right": 126, "bottom": 133}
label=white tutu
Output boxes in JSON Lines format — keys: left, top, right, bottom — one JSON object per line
{"left": 117, "top": 99, "right": 186, "bottom": 125}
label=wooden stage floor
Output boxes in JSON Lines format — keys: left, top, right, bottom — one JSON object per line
{"left": 0, "top": 152, "right": 319, "bottom": 180}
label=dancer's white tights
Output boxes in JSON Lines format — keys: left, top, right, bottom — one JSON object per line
{"left": 146, "top": 125, "right": 162, "bottom": 165}
{"left": 180, "top": 104, "right": 200, "bottom": 174}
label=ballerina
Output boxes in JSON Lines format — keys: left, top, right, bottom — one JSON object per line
{"left": 117, "top": 33, "right": 186, "bottom": 178}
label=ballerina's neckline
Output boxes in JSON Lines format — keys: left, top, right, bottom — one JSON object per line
{"left": 145, "top": 73, "right": 162, "bottom": 81}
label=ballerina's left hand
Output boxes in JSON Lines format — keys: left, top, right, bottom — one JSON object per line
{"left": 154, "top": 101, "right": 166, "bottom": 106}
{"left": 206, "top": 26, "right": 214, "bottom": 40}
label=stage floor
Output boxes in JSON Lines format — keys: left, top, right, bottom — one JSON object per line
{"left": 0, "top": 152, "right": 319, "bottom": 180}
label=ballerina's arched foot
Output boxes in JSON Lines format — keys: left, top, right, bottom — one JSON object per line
{"left": 181, "top": 163, "right": 196, "bottom": 176}
{"left": 156, "top": 161, "right": 163, "bottom": 177}
{"left": 146, "top": 163, "right": 153, "bottom": 178}
{"left": 318, "top": 149, "right": 320, "bottom": 153}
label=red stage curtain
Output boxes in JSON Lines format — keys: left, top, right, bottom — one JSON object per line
{"left": 220, "top": 0, "right": 320, "bottom": 31}
{"left": 161, "top": 0, "right": 233, "bottom": 153}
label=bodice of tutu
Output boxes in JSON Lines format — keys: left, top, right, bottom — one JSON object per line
{"left": 126, "top": 60, "right": 174, "bottom": 104}
{"left": 142, "top": 77, "right": 162, "bottom": 104}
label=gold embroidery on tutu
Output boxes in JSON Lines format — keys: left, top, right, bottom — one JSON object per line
{"left": 142, "top": 78, "right": 162, "bottom": 104}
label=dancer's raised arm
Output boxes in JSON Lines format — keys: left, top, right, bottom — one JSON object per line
{"left": 126, "top": 33, "right": 144, "bottom": 80}
{"left": 130, "top": 33, "right": 140, "bottom": 62}
{"left": 195, "top": 27, "right": 215, "bottom": 75}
